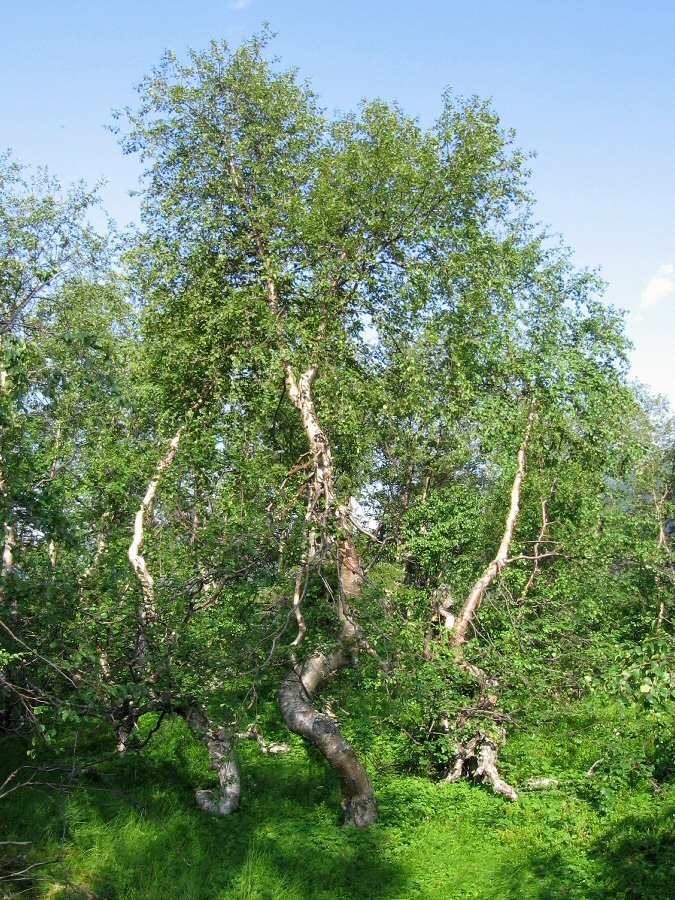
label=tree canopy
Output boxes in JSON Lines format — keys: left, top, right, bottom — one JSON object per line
{"left": 0, "top": 34, "right": 672, "bottom": 860}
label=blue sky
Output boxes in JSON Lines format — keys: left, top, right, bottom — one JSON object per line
{"left": 2, "top": 1, "right": 673, "bottom": 402}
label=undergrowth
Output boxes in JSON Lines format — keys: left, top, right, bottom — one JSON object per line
{"left": 0, "top": 706, "right": 673, "bottom": 899}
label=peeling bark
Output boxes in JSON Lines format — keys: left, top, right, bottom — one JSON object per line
{"left": 115, "top": 718, "right": 139, "bottom": 756}
{"left": 290, "top": 551, "right": 310, "bottom": 651}
{"left": 179, "top": 705, "right": 240, "bottom": 815}
{"left": 279, "top": 650, "right": 377, "bottom": 827}
{"left": 443, "top": 728, "right": 518, "bottom": 801}
{"left": 279, "top": 360, "right": 377, "bottom": 826}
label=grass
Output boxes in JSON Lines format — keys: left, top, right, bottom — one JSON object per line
{"left": 0, "top": 710, "right": 674, "bottom": 899}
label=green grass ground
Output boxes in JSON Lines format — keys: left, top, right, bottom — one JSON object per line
{"left": 1, "top": 714, "right": 673, "bottom": 899}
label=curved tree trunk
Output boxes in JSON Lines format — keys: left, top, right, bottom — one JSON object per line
{"left": 279, "top": 650, "right": 377, "bottom": 827}
{"left": 244, "top": 201, "right": 377, "bottom": 822}
{"left": 278, "top": 361, "right": 377, "bottom": 826}
{"left": 113, "top": 699, "right": 241, "bottom": 815}
{"left": 179, "top": 704, "right": 240, "bottom": 816}
{"left": 436, "top": 399, "right": 537, "bottom": 802}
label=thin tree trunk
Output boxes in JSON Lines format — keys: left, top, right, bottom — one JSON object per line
{"left": 46, "top": 424, "right": 61, "bottom": 571}
{"left": 77, "top": 512, "right": 113, "bottom": 678}
{"left": 127, "top": 427, "right": 184, "bottom": 674}
{"left": 128, "top": 431, "right": 183, "bottom": 629}
{"left": 518, "top": 476, "right": 557, "bottom": 605}
{"left": 653, "top": 485, "right": 671, "bottom": 629}
{"left": 127, "top": 394, "right": 208, "bottom": 674}
{"left": 451, "top": 398, "right": 536, "bottom": 647}
{"left": 112, "top": 695, "right": 240, "bottom": 816}
{"left": 1, "top": 525, "right": 14, "bottom": 585}
{"left": 1, "top": 524, "right": 15, "bottom": 628}
{"left": 438, "top": 399, "right": 536, "bottom": 802}
{"left": 121, "top": 384, "right": 240, "bottom": 813}
{"left": 0, "top": 351, "right": 14, "bottom": 619}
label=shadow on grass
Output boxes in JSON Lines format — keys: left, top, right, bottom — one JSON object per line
{"left": 486, "top": 799, "right": 675, "bottom": 900}
{"left": 72, "top": 732, "right": 409, "bottom": 899}
{"left": 3, "top": 719, "right": 675, "bottom": 899}
{"left": 587, "top": 804, "right": 675, "bottom": 900}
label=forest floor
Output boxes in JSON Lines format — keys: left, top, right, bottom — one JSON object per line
{"left": 1, "top": 708, "right": 674, "bottom": 899}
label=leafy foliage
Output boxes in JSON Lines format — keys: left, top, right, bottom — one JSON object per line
{"left": 0, "top": 30, "right": 673, "bottom": 894}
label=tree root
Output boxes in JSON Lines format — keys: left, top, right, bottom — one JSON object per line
{"left": 443, "top": 727, "right": 518, "bottom": 801}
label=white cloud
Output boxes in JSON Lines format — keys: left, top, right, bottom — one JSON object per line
{"left": 228, "top": 0, "right": 252, "bottom": 9}
{"left": 640, "top": 263, "right": 675, "bottom": 310}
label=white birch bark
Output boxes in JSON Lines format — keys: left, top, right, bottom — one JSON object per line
{"left": 439, "top": 399, "right": 536, "bottom": 803}
{"left": 451, "top": 398, "right": 536, "bottom": 647}
{"left": 0, "top": 350, "right": 14, "bottom": 616}
{"left": 180, "top": 705, "right": 240, "bottom": 815}
{"left": 279, "top": 361, "right": 377, "bottom": 826}
{"left": 127, "top": 388, "right": 211, "bottom": 673}
{"left": 128, "top": 427, "right": 184, "bottom": 616}
{"left": 233, "top": 160, "right": 377, "bottom": 821}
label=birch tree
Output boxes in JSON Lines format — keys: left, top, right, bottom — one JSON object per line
{"left": 0, "top": 33, "right": 661, "bottom": 831}
{"left": 119, "top": 31, "right": 540, "bottom": 823}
